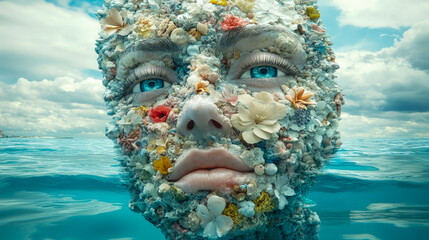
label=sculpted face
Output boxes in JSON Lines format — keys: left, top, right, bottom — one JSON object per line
{"left": 96, "top": 0, "right": 342, "bottom": 239}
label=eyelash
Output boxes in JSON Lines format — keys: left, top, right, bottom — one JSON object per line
{"left": 227, "top": 52, "right": 299, "bottom": 81}
{"left": 123, "top": 65, "right": 178, "bottom": 95}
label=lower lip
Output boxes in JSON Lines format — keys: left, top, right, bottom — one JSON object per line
{"left": 173, "top": 168, "right": 253, "bottom": 193}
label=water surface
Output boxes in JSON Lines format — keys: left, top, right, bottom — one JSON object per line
{"left": 0, "top": 138, "right": 428, "bottom": 239}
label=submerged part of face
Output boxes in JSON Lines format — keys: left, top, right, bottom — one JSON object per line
{"left": 96, "top": 0, "right": 342, "bottom": 239}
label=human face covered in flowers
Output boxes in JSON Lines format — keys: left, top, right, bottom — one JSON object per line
{"left": 96, "top": 0, "right": 342, "bottom": 239}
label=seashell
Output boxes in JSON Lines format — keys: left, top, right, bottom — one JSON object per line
{"left": 207, "top": 73, "right": 219, "bottom": 84}
{"left": 158, "top": 182, "right": 171, "bottom": 193}
{"left": 170, "top": 28, "right": 188, "bottom": 45}
{"left": 196, "top": 22, "right": 208, "bottom": 35}
{"left": 164, "top": 21, "right": 177, "bottom": 37}
{"left": 188, "top": 28, "right": 202, "bottom": 40}
{"left": 254, "top": 164, "right": 264, "bottom": 175}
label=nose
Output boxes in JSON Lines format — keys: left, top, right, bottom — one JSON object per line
{"left": 177, "top": 95, "right": 230, "bottom": 140}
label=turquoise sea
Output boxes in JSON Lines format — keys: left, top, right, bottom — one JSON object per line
{"left": 0, "top": 138, "right": 428, "bottom": 240}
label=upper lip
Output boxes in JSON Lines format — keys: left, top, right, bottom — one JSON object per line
{"left": 166, "top": 148, "right": 253, "bottom": 181}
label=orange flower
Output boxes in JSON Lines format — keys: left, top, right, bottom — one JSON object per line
{"left": 153, "top": 156, "right": 172, "bottom": 175}
{"left": 285, "top": 87, "right": 316, "bottom": 110}
{"left": 195, "top": 80, "right": 209, "bottom": 94}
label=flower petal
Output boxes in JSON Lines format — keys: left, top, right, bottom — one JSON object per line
{"left": 254, "top": 91, "right": 273, "bottom": 104}
{"left": 207, "top": 195, "right": 226, "bottom": 216}
{"left": 237, "top": 94, "right": 253, "bottom": 106}
{"left": 231, "top": 114, "right": 253, "bottom": 131}
{"left": 117, "top": 24, "right": 133, "bottom": 36}
{"left": 249, "top": 100, "right": 266, "bottom": 119}
{"left": 266, "top": 103, "right": 286, "bottom": 120}
{"left": 196, "top": 204, "right": 212, "bottom": 227}
{"left": 258, "top": 122, "right": 280, "bottom": 133}
{"left": 107, "top": 8, "right": 123, "bottom": 26}
{"left": 203, "top": 221, "right": 217, "bottom": 239}
{"left": 237, "top": 106, "right": 252, "bottom": 122}
{"left": 259, "top": 119, "right": 277, "bottom": 125}
{"left": 242, "top": 130, "right": 261, "bottom": 144}
{"left": 215, "top": 215, "right": 234, "bottom": 237}
{"left": 253, "top": 126, "right": 271, "bottom": 140}
{"left": 296, "top": 88, "right": 305, "bottom": 99}
{"left": 301, "top": 92, "right": 314, "bottom": 101}
{"left": 280, "top": 186, "right": 296, "bottom": 196}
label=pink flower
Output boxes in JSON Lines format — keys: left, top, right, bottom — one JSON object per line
{"left": 222, "top": 84, "right": 238, "bottom": 106}
{"left": 220, "top": 15, "right": 247, "bottom": 31}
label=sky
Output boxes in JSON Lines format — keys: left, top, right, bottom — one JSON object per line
{"left": 0, "top": 0, "right": 428, "bottom": 138}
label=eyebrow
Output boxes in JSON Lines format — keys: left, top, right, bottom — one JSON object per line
{"left": 124, "top": 38, "right": 180, "bottom": 54}
{"left": 217, "top": 25, "right": 295, "bottom": 50}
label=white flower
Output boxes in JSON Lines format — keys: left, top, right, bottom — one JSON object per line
{"left": 117, "top": 110, "right": 143, "bottom": 134}
{"left": 196, "top": 195, "right": 233, "bottom": 239}
{"left": 273, "top": 175, "right": 296, "bottom": 210}
{"left": 184, "top": 0, "right": 216, "bottom": 16}
{"left": 253, "top": 0, "right": 298, "bottom": 27}
{"left": 100, "top": 8, "right": 133, "bottom": 37}
{"left": 231, "top": 92, "right": 286, "bottom": 144}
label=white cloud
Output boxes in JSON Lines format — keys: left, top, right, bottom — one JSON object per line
{"left": 335, "top": 20, "right": 429, "bottom": 138}
{"left": 383, "top": 20, "right": 429, "bottom": 71}
{"left": 328, "top": 0, "right": 429, "bottom": 28}
{"left": 0, "top": 76, "right": 109, "bottom": 138}
{"left": 336, "top": 50, "right": 429, "bottom": 113}
{"left": 339, "top": 112, "right": 429, "bottom": 139}
{"left": 0, "top": 0, "right": 100, "bottom": 83}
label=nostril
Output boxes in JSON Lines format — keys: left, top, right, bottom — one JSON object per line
{"left": 210, "top": 119, "right": 223, "bottom": 129}
{"left": 187, "top": 120, "right": 195, "bottom": 131}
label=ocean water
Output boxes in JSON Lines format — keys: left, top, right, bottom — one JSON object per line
{"left": 0, "top": 138, "right": 428, "bottom": 240}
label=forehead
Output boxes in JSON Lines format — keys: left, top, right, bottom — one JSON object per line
{"left": 98, "top": 0, "right": 304, "bottom": 53}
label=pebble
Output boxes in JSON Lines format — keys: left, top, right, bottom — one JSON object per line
{"left": 158, "top": 183, "right": 171, "bottom": 193}
{"left": 187, "top": 45, "right": 200, "bottom": 56}
{"left": 265, "top": 163, "right": 278, "bottom": 176}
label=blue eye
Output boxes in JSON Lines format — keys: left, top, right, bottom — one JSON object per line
{"left": 133, "top": 79, "right": 165, "bottom": 93}
{"left": 250, "top": 66, "right": 278, "bottom": 78}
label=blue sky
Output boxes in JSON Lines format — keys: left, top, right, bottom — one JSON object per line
{"left": 0, "top": 0, "right": 428, "bottom": 138}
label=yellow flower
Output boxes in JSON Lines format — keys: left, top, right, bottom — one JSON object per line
{"left": 100, "top": 8, "right": 133, "bottom": 37}
{"left": 285, "top": 87, "right": 316, "bottom": 110}
{"left": 135, "top": 16, "right": 155, "bottom": 38}
{"left": 210, "top": 0, "right": 228, "bottom": 6}
{"left": 153, "top": 156, "right": 172, "bottom": 175}
{"left": 156, "top": 146, "right": 167, "bottom": 155}
{"left": 231, "top": 92, "right": 286, "bottom": 144}
{"left": 147, "top": 140, "right": 156, "bottom": 151}
{"left": 134, "top": 106, "right": 147, "bottom": 117}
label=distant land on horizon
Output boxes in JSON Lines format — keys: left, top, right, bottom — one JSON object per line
{"left": 0, "top": 130, "right": 74, "bottom": 139}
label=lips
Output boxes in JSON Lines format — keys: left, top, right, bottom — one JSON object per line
{"left": 167, "top": 148, "right": 253, "bottom": 192}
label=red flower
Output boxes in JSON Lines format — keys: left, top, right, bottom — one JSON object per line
{"left": 220, "top": 15, "right": 247, "bottom": 31}
{"left": 149, "top": 105, "right": 171, "bottom": 122}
